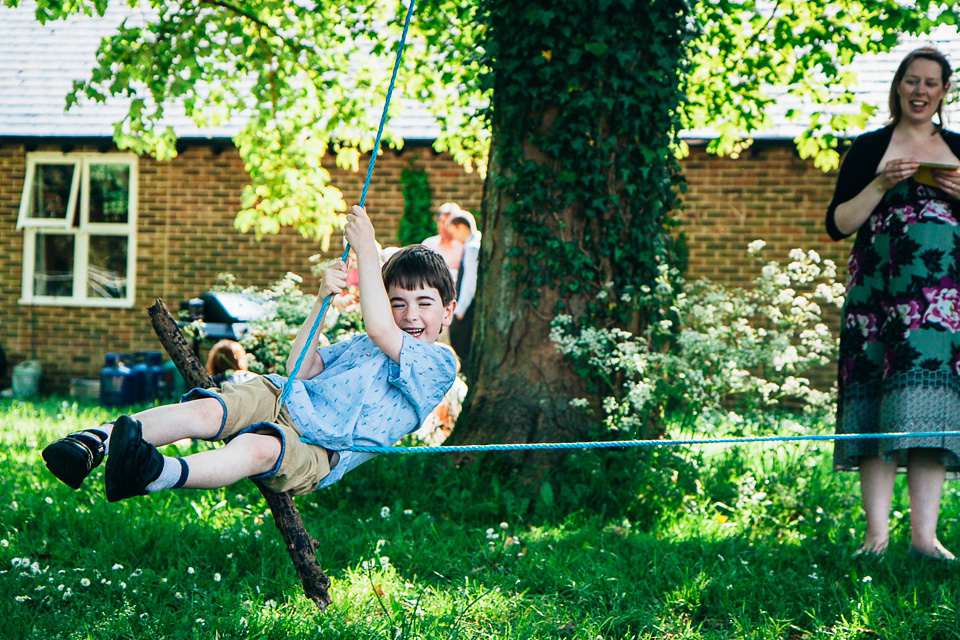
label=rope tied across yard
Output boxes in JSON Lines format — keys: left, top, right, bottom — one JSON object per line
{"left": 346, "top": 431, "right": 960, "bottom": 454}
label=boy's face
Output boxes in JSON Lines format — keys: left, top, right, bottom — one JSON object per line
{"left": 388, "top": 283, "right": 455, "bottom": 343}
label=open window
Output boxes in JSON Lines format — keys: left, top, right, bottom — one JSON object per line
{"left": 18, "top": 153, "right": 138, "bottom": 307}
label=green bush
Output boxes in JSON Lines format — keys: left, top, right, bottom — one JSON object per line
{"left": 551, "top": 241, "right": 844, "bottom": 435}
{"left": 199, "top": 270, "right": 364, "bottom": 375}
{"left": 395, "top": 165, "right": 434, "bottom": 246}
{"left": 538, "top": 243, "right": 845, "bottom": 523}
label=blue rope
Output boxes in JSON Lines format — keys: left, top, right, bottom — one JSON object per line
{"left": 280, "top": 0, "right": 417, "bottom": 407}
{"left": 347, "top": 431, "right": 960, "bottom": 454}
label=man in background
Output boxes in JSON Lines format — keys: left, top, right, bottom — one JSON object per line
{"left": 446, "top": 210, "right": 481, "bottom": 370}
{"left": 422, "top": 202, "right": 464, "bottom": 283}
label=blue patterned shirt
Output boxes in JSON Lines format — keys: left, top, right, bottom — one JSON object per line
{"left": 266, "top": 333, "right": 457, "bottom": 488}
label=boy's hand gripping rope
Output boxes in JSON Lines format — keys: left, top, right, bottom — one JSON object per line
{"left": 279, "top": 0, "right": 416, "bottom": 407}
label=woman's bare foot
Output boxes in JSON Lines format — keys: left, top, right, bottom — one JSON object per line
{"left": 908, "top": 540, "right": 955, "bottom": 561}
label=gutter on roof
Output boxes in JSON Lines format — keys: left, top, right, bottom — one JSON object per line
{"left": 0, "top": 135, "right": 442, "bottom": 154}
{"left": 0, "top": 134, "right": 231, "bottom": 147}
{"left": 682, "top": 136, "right": 855, "bottom": 151}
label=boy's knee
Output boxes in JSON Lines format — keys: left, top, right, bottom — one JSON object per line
{"left": 185, "top": 397, "right": 225, "bottom": 438}
{"left": 197, "top": 397, "right": 225, "bottom": 422}
{"left": 234, "top": 432, "right": 282, "bottom": 468}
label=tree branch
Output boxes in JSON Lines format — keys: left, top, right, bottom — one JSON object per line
{"left": 199, "top": 0, "right": 308, "bottom": 56}
{"left": 147, "top": 298, "right": 332, "bottom": 610}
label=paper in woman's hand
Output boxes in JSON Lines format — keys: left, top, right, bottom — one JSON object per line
{"left": 915, "top": 162, "right": 960, "bottom": 187}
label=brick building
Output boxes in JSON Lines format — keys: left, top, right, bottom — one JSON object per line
{"left": 0, "top": 139, "right": 487, "bottom": 393}
{"left": 0, "top": 134, "right": 844, "bottom": 393}
{"left": 679, "top": 142, "right": 845, "bottom": 282}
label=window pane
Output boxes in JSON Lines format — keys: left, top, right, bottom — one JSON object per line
{"left": 89, "top": 164, "right": 130, "bottom": 224}
{"left": 27, "top": 163, "right": 74, "bottom": 221}
{"left": 87, "top": 235, "right": 128, "bottom": 299}
{"left": 32, "top": 233, "right": 74, "bottom": 297}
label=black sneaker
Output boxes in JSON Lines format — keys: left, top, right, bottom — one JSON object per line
{"left": 104, "top": 415, "right": 164, "bottom": 503}
{"left": 42, "top": 430, "right": 107, "bottom": 489}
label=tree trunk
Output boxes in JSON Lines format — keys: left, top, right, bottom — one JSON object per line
{"left": 450, "top": 129, "right": 593, "bottom": 482}
{"left": 147, "top": 299, "right": 332, "bottom": 610}
{"left": 450, "top": 1, "right": 690, "bottom": 485}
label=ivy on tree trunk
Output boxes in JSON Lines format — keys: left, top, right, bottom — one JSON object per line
{"left": 450, "top": 0, "right": 692, "bottom": 480}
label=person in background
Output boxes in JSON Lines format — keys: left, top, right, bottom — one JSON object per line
{"left": 422, "top": 202, "right": 464, "bottom": 282}
{"left": 826, "top": 47, "right": 960, "bottom": 561}
{"left": 446, "top": 210, "right": 481, "bottom": 369}
{"left": 206, "top": 339, "right": 256, "bottom": 386}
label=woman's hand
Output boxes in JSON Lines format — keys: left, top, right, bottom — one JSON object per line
{"left": 879, "top": 157, "right": 919, "bottom": 190}
{"left": 934, "top": 168, "right": 960, "bottom": 199}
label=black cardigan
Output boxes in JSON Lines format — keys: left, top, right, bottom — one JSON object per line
{"left": 825, "top": 125, "right": 960, "bottom": 240}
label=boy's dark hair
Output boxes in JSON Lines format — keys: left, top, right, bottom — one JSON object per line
{"left": 382, "top": 245, "right": 456, "bottom": 305}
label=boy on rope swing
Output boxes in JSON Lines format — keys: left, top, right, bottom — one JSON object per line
{"left": 41, "top": 205, "right": 458, "bottom": 500}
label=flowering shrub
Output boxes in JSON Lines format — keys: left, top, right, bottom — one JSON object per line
{"left": 207, "top": 263, "right": 364, "bottom": 375}
{"left": 551, "top": 241, "right": 845, "bottom": 436}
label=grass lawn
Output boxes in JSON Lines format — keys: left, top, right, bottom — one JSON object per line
{"left": 1, "top": 397, "right": 959, "bottom": 639}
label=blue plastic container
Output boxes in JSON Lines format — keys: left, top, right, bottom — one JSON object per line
{"left": 99, "top": 353, "right": 136, "bottom": 407}
{"left": 131, "top": 351, "right": 155, "bottom": 402}
{"left": 162, "top": 359, "right": 186, "bottom": 399}
{"left": 147, "top": 352, "right": 168, "bottom": 400}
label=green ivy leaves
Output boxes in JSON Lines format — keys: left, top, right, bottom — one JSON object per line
{"left": 482, "top": 0, "right": 691, "bottom": 328}
{"left": 396, "top": 165, "right": 434, "bottom": 246}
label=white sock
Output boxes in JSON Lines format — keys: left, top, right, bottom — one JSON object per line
{"left": 145, "top": 457, "right": 189, "bottom": 493}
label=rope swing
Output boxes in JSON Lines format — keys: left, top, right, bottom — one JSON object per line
{"left": 279, "top": 0, "right": 417, "bottom": 407}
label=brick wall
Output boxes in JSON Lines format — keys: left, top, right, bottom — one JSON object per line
{"left": 0, "top": 141, "right": 485, "bottom": 392}
{"left": 676, "top": 142, "right": 850, "bottom": 389}
{"left": 677, "top": 142, "right": 848, "bottom": 284}
{"left": 0, "top": 138, "right": 852, "bottom": 393}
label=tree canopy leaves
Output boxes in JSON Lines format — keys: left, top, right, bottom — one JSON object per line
{"left": 6, "top": 0, "right": 960, "bottom": 239}
{"left": 686, "top": 0, "right": 960, "bottom": 170}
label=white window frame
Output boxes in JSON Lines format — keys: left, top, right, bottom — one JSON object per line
{"left": 18, "top": 152, "right": 139, "bottom": 308}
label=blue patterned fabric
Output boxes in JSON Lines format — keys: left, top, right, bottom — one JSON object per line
{"left": 266, "top": 333, "right": 457, "bottom": 488}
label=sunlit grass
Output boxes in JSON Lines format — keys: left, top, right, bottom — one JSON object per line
{"left": 1, "top": 397, "right": 959, "bottom": 638}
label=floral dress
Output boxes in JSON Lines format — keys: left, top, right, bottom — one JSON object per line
{"left": 835, "top": 177, "right": 960, "bottom": 471}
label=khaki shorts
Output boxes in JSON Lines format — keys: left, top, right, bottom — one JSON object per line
{"left": 183, "top": 376, "right": 331, "bottom": 496}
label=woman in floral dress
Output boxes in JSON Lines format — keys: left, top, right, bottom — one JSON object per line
{"left": 827, "top": 47, "right": 960, "bottom": 561}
